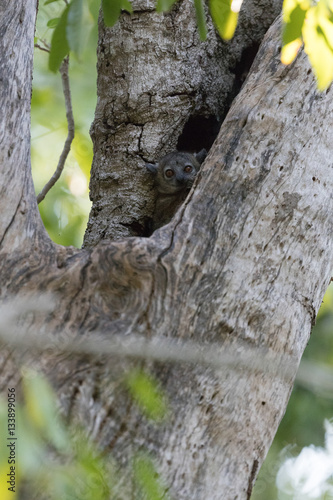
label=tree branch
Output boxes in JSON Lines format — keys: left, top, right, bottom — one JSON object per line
{"left": 34, "top": 43, "right": 50, "bottom": 54}
{"left": 36, "top": 57, "right": 74, "bottom": 204}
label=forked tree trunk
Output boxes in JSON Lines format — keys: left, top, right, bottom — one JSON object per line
{"left": 84, "top": 0, "right": 283, "bottom": 245}
{"left": 0, "top": 1, "right": 332, "bottom": 499}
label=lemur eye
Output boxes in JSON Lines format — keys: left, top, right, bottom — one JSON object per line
{"left": 165, "top": 169, "right": 174, "bottom": 178}
{"left": 184, "top": 165, "right": 192, "bottom": 173}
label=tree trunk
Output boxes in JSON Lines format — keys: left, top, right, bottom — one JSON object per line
{"left": 84, "top": 0, "right": 283, "bottom": 245}
{"left": 1, "top": 1, "right": 333, "bottom": 500}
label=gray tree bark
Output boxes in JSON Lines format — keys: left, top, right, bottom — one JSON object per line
{"left": 0, "top": 1, "right": 332, "bottom": 500}
{"left": 84, "top": 0, "right": 283, "bottom": 245}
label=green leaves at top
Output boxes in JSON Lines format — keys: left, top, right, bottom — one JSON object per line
{"left": 49, "top": 5, "right": 70, "bottom": 72}
{"left": 303, "top": 0, "right": 333, "bottom": 90}
{"left": 48, "top": 0, "right": 134, "bottom": 72}
{"left": 87, "top": 0, "right": 100, "bottom": 22}
{"left": 282, "top": 0, "right": 333, "bottom": 90}
{"left": 157, "top": 0, "right": 241, "bottom": 41}
{"left": 282, "top": 0, "right": 309, "bottom": 44}
{"left": 102, "top": 0, "right": 133, "bottom": 27}
{"left": 67, "top": 0, "right": 84, "bottom": 56}
{"left": 281, "top": 0, "right": 310, "bottom": 64}
{"left": 49, "top": 0, "right": 84, "bottom": 72}
{"left": 210, "top": 0, "right": 240, "bottom": 40}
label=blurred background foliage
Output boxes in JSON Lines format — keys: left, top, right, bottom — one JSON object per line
{"left": 0, "top": 367, "right": 169, "bottom": 500}
{"left": 252, "top": 284, "right": 333, "bottom": 499}
{"left": 32, "top": 0, "right": 97, "bottom": 248}
{"left": 31, "top": 2, "right": 333, "bottom": 499}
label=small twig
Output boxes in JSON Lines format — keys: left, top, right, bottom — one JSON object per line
{"left": 34, "top": 43, "right": 50, "bottom": 54}
{"left": 34, "top": 37, "right": 50, "bottom": 52}
{"left": 37, "top": 57, "right": 75, "bottom": 204}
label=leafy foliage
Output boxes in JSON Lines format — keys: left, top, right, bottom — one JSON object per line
{"left": 67, "top": 0, "right": 84, "bottom": 56}
{"left": 44, "top": 0, "right": 333, "bottom": 86}
{"left": 46, "top": 17, "right": 60, "bottom": 28}
{"left": 49, "top": 5, "right": 70, "bottom": 72}
{"left": 46, "top": 0, "right": 134, "bottom": 73}
{"left": 102, "top": 0, "right": 133, "bottom": 27}
{"left": 0, "top": 368, "right": 169, "bottom": 499}
{"left": 0, "top": 370, "right": 112, "bottom": 500}
{"left": 125, "top": 368, "right": 169, "bottom": 421}
{"left": 47, "top": 0, "right": 91, "bottom": 72}
{"left": 133, "top": 453, "right": 170, "bottom": 500}
{"left": 157, "top": 0, "right": 333, "bottom": 89}
{"left": 210, "top": 0, "right": 240, "bottom": 40}
{"left": 282, "top": 0, "right": 333, "bottom": 90}
{"left": 156, "top": 0, "right": 240, "bottom": 40}
{"left": 33, "top": 1, "right": 95, "bottom": 247}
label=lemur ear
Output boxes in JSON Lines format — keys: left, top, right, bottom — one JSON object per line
{"left": 195, "top": 149, "right": 207, "bottom": 164}
{"left": 146, "top": 162, "right": 159, "bottom": 174}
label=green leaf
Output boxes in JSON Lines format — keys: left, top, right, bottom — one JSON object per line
{"left": 87, "top": 0, "right": 100, "bottom": 21}
{"left": 47, "top": 17, "right": 60, "bottom": 28}
{"left": 125, "top": 369, "right": 168, "bottom": 421}
{"left": 101, "top": 0, "right": 133, "bottom": 26}
{"left": 121, "top": 0, "right": 133, "bottom": 14}
{"left": 49, "top": 6, "right": 70, "bottom": 72}
{"left": 303, "top": 5, "right": 333, "bottom": 90}
{"left": 282, "top": 0, "right": 310, "bottom": 22}
{"left": 210, "top": 0, "right": 239, "bottom": 40}
{"left": 281, "top": 0, "right": 309, "bottom": 63}
{"left": 133, "top": 454, "right": 169, "bottom": 500}
{"left": 22, "top": 371, "right": 68, "bottom": 451}
{"left": 102, "top": 0, "right": 122, "bottom": 27}
{"left": 319, "top": 15, "right": 333, "bottom": 50}
{"left": 281, "top": 38, "right": 303, "bottom": 64}
{"left": 282, "top": 0, "right": 309, "bottom": 45}
{"left": 15, "top": 409, "right": 46, "bottom": 475}
{"left": 44, "top": 0, "right": 61, "bottom": 4}
{"left": 67, "top": 0, "right": 84, "bottom": 56}
{"left": 156, "top": 0, "right": 177, "bottom": 12}
{"left": 194, "top": 0, "right": 207, "bottom": 41}
{"left": 317, "top": 0, "right": 333, "bottom": 50}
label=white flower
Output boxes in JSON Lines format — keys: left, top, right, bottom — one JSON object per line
{"left": 276, "top": 420, "right": 333, "bottom": 499}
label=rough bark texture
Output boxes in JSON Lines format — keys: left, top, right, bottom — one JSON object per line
{"left": 84, "top": 0, "right": 283, "bottom": 245}
{"left": 1, "top": 1, "right": 333, "bottom": 500}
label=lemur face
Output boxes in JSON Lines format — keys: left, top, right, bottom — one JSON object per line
{"left": 146, "top": 150, "right": 207, "bottom": 194}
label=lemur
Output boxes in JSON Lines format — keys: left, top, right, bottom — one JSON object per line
{"left": 146, "top": 149, "right": 207, "bottom": 232}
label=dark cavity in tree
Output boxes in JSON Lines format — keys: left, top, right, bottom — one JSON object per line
{"left": 177, "top": 115, "right": 221, "bottom": 153}
{"left": 230, "top": 41, "right": 261, "bottom": 93}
